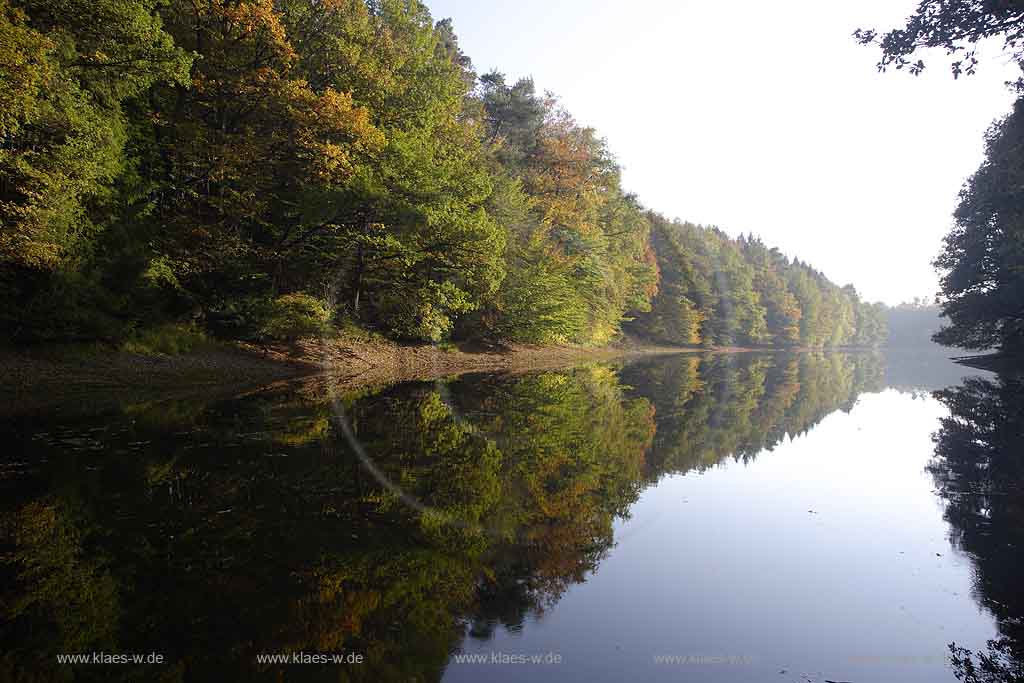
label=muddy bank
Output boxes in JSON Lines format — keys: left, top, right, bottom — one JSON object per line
{"left": 0, "top": 337, "right": 698, "bottom": 417}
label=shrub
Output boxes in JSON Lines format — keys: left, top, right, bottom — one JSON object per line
{"left": 259, "top": 293, "right": 333, "bottom": 341}
{"left": 378, "top": 281, "right": 475, "bottom": 342}
{"left": 334, "top": 316, "right": 389, "bottom": 344}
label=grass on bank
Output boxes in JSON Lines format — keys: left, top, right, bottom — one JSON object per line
{"left": 122, "top": 323, "right": 217, "bottom": 356}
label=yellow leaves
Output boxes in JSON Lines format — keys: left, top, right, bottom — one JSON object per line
{"left": 0, "top": 229, "right": 62, "bottom": 269}
{"left": 169, "top": 2, "right": 387, "bottom": 219}
{"left": 0, "top": 150, "right": 101, "bottom": 271}
{"left": 212, "top": 0, "right": 296, "bottom": 66}
{"left": 312, "top": 141, "right": 349, "bottom": 179}
{"left": 311, "top": 87, "right": 385, "bottom": 152}
{"left": 318, "top": 89, "right": 383, "bottom": 146}
{"left": 0, "top": 0, "right": 55, "bottom": 136}
{"left": 521, "top": 102, "right": 616, "bottom": 242}
{"left": 296, "top": 86, "right": 384, "bottom": 183}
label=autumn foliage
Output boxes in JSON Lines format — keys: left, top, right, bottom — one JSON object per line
{"left": 0, "top": 0, "right": 885, "bottom": 347}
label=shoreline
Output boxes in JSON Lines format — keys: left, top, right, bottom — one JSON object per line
{"left": 0, "top": 337, "right": 694, "bottom": 417}
{"left": 0, "top": 338, "right": 889, "bottom": 417}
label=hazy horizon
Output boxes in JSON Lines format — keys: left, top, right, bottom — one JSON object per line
{"left": 430, "top": 0, "right": 1021, "bottom": 305}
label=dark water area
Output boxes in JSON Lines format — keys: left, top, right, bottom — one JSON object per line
{"left": 1, "top": 351, "right": 1022, "bottom": 682}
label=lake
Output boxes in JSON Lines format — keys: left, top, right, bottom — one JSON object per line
{"left": 2, "top": 351, "right": 1022, "bottom": 682}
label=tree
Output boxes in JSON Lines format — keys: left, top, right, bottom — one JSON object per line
{"left": 855, "top": 2, "right": 1024, "bottom": 353}
{"left": 933, "top": 99, "right": 1024, "bottom": 352}
{"left": 740, "top": 236, "right": 801, "bottom": 346}
{"left": 630, "top": 215, "right": 706, "bottom": 345}
{"left": 854, "top": 0, "right": 1024, "bottom": 82}
{"left": 0, "top": 0, "right": 190, "bottom": 270}
{"left": 469, "top": 75, "right": 656, "bottom": 344}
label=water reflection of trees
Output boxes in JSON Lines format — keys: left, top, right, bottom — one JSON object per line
{"left": 930, "top": 374, "right": 1024, "bottom": 683}
{"left": 621, "top": 352, "right": 884, "bottom": 480}
{"left": 1, "top": 352, "right": 886, "bottom": 681}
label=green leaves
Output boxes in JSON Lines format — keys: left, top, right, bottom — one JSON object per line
{"left": 259, "top": 292, "right": 333, "bottom": 341}
{"left": 934, "top": 98, "right": 1024, "bottom": 352}
{"left": 0, "top": 0, "right": 189, "bottom": 288}
{"left": 1, "top": 0, "right": 879, "bottom": 347}
{"left": 630, "top": 216, "right": 886, "bottom": 348}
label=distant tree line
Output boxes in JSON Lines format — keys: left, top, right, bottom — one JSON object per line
{"left": 885, "top": 300, "right": 945, "bottom": 349}
{"left": 627, "top": 215, "right": 887, "bottom": 347}
{"left": 0, "top": 0, "right": 884, "bottom": 348}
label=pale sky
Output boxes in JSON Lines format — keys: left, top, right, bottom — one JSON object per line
{"left": 428, "top": 0, "right": 1020, "bottom": 305}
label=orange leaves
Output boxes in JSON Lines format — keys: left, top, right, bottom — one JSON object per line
{"left": 642, "top": 243, "right": 660, "bottom": 299}
{"left": 185, "top": 0, "right": 296, "bottom": 79}
{"left": 288, "top": 85, "right": 384, "bottom": 185}
{"left": 521, "top": 101, "right": 616, "bottom": 241}
{"left": 309, "top": 88, "right": 384, "bottom": 151}
{"left": 165, "top": 0, "right": 384, "bottom": 212}
{"left": 227, "top": 0, "right": 296, "bottom": 64}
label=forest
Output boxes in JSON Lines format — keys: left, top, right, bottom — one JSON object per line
{"left": 0, "top": 0, "right": 887, "bottom": 349}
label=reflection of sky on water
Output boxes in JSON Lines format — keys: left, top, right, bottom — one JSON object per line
{"left": 446, "top": 388, "right": 997, "bottom": 683}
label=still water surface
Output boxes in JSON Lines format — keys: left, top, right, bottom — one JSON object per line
{"left": 1, "top": 351, "right": 1021, "bottom": 682}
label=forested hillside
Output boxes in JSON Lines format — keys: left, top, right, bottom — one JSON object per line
{"left": 0, "top": 0, "right": 885, "bottom": 348}
{"left": 627, "top": 215, "right": 887, "bottom": 347}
